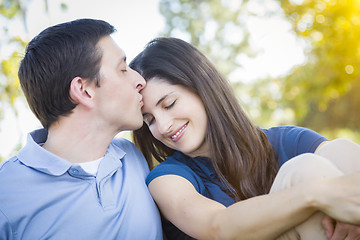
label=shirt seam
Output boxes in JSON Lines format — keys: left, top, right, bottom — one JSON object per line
{"left": 297, "top": 129, "right": 325, "bottom": 153}
{"left": 308, "top": 136, "right": 326, "bottom": 153}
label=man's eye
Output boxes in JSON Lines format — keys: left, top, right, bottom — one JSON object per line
{"left": 121, "top": 69, "right": 127, "bottom": 72}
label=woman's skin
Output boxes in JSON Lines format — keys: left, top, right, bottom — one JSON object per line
{"left": 141, "top": 78, "right": 360, "bottom": 240}
{"left": 142, "top": 78, "right": 209, "bottom": 158}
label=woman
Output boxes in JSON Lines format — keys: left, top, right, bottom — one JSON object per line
{"left": 129, "top": 37, "right": 360, "bottom": 240}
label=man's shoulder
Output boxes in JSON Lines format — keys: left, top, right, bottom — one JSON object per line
{"left": 110, "top": 137, "right": 143, "bottom": 158}
{"left": 111, "top": 137, "right": 136, "bottom": 150}
{"left": 0, "top": 156, "right": 22, "bottom": 176}
{"left": 110, "top": 137, "right": 147, "bottom": 166}
{"left": 0, "top": 156, "right": 30, "bottom": 201}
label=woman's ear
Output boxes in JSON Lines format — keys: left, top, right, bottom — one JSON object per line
{"left": 69, "top": 77, "right": 95, "bottom": 108}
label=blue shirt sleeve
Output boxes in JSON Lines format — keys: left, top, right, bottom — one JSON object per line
{"left": 146, "top": 158, "right": 203, "bottom": 193}
{"left": 263, "top": 126, "right": 327, "bottom": 166}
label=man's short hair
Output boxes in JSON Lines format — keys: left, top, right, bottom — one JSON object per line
{"left": 18, "top": 18, "right": 116, "bottom": 129}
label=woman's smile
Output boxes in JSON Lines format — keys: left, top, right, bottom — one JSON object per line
{"left": 141, "top": 78, "right": 209, "bottom": 158}
{"left": 169, "top": 122, "right": 188, "bottom": 142}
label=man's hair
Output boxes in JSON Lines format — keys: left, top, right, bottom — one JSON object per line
{"left": 18, "top": 18, "right": 116, "bottom": 129}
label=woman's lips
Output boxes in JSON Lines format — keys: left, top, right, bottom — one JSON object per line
{"left": 170, "top": 122, "right": 188, "bottom": 142}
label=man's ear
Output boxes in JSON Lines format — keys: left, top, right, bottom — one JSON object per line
{"left": 69, "top": 77, "right": 95, "bottom": 108}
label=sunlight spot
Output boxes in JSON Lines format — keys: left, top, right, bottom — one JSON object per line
{"left": 311, "top": 31, "right": 323, "bottom": 42}
{"left": 351, "top": 15, "right": 360, "bottom": 25}
{"left": 315, "top": 2, "right": 327, "bottom": 12}
{"left": 290, "top": 0, "right": 304, "bottom": 5}
{"left": 345, "top": 65, "right": 354, "bottom": 74}
{"left": 316, "top": 14, "right": 325, "bottom": 24}
{"left": 297, "top": 13, "right": 314, "bottom": 32}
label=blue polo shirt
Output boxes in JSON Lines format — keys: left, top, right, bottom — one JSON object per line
{"left": 146, "top": 126, "right": 327, "bottom": 239}
{"left": 0, "top": 129, "right": 163, "bottom": 240}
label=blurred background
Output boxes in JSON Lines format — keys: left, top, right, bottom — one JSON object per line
{"left": 1, "top": 0, "right": 359, "bottom": 161}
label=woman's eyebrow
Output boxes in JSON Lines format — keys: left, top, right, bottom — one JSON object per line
{"left": 155, "top": 92, "right": 174, "bottom": 106}
{"left": 142, "top": 95, "right": 168, "bottom": 118}
{"left": 142, "top": 92, "right": 174, "bottom": 117}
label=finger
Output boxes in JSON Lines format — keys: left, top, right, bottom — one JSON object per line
{"left": 343, "top": 224, "right": 360, "bottom": 240}
{"left": 331, "top": 222, "right": 348, "bottom": 240}
{"left": 322, "top": 215, "right": 336, "bottom": 239}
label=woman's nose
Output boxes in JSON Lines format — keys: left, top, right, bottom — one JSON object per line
{"left": 156, "top": 116, "right": 173, "bottom": 135}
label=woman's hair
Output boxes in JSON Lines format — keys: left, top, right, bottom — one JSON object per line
{"left": 130, "top": 37, "right": 278, "bottom": 200}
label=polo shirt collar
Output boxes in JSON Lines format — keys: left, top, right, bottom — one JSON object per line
{"left": 97, "top": 141, "right": 126, "bottom": 178}
{"left": 17, "top": 129, "right": 126, "bottom": 176}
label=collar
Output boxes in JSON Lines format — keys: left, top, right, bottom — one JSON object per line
{"left": 17, "top": 129, "right": 126, "bottom": 177}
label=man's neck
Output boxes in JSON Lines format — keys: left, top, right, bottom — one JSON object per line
{"left": 42, "top": 120, "right": 118, "bottom": 164}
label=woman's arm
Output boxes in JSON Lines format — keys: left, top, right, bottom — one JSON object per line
{"left": 149, "top": 173, "right": 360, "bottom": 240}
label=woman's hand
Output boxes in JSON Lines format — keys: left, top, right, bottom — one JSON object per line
{"left": 322, "top": 215, "right": 360, "bottom": 240}
{"left": 315, "top": 173, "right": 360, "bottom": 225}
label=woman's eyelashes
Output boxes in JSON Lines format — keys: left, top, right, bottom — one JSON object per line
{"left": 165, "top": 100, "right": 176, "bottom": 109}
{"left": 144, "top": 100, "right": 177, "bottom": 126}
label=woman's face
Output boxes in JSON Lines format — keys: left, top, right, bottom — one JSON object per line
{"left": 141, "top": 77, "right": 209, "bottom": 158}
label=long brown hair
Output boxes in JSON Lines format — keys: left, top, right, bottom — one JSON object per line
{"left": 130, "top": 37, "right": 278, "bottom": 201}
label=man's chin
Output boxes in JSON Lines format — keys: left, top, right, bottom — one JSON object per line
{"left": 125, "top": 120, "right": 144, "bottom": 132}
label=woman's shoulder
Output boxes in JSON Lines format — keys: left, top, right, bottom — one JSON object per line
{"left": 262, "top": 126, "right": 327, "bottom": 166}
{"left": 262, "top": 126, "right": 326, "bottom": 144}
{"left": 146, "top": 152, "right": 204, "bottom": 192}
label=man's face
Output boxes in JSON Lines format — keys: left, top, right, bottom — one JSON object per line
{"left": 93, "top": 36, "right": 146, "bottom": 132}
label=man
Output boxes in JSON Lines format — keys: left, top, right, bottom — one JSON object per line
{"left": 0, "top": 19, "right": 163, "bottom": 239}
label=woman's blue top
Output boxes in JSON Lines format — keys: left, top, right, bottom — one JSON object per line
{"left": 146, "top": 126, "right": 327, "bottom": 239}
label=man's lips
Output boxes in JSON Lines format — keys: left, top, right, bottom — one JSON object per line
{"left": 139, "top": 96, "right": 144, "bottom": 107}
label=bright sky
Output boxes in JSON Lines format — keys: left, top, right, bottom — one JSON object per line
{"left": 0, "top": 0, "right": 305, "bottom": 159}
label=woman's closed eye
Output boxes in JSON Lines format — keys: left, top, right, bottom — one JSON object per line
{"left": 143, "top": 100, "right": 177, "bottom": 126}
{"left": 165, "top": 100, "right": 176, "bottom": 109}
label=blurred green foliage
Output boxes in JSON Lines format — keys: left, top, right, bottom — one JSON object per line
{"left": 159, "top": 0, "right": 360, "bottom": 142}
{"left": 0, "top": 0, "right": 26, "bottom": 117}
{"left": 0, "top": 0, "right": 28, "bottom": 161}
{"left": 159, "top": 0, "right": 254, "bottom": 77}
{"left": 0, "top": 0, "right": 359, "bottom": 162}
{"left": 0, "top": 0, "right": 66, "bottom": 161}
{"left": 279, "top": 0, "right": 360, "bottom": 135}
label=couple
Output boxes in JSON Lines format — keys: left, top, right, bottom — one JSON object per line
{"left": 1, "top": 18, "right": 360, "bottom": 240}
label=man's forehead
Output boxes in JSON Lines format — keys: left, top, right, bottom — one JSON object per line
{"left": 97, "top": 35, "right": 126, "bottom": 62}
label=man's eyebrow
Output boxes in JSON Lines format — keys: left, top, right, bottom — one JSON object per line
{"left": 116, "top": 55, "right": 127, "bottom": 68}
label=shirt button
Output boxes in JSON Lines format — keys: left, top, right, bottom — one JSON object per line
{"left": 72, "top": 169, "right": 79, "bottom": 173}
